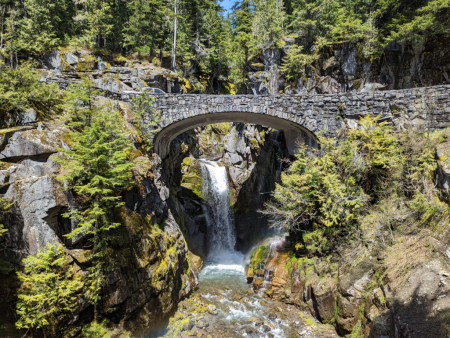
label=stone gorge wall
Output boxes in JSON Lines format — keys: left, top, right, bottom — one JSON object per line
{"left": 162, "top": 123, "right": 288, "bottom": 259}
{"left": 0, "top": 119, "right": 197, "bottom": 335}
{"left": 248, "top": 39, "right": 450, "bottom": 95}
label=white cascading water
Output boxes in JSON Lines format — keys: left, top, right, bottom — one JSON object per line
{"left": 196, "top": 160, "right": 288, "bottom": 338}
{"left": 200, "top": 160, "right": 236, "bottom": 254}
{"left": 142, "top": 160, "right": 291, "bottom": 338}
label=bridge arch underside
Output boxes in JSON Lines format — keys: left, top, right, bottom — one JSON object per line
{"left": 154, "top": 111, "right": 318, "bottom": 159}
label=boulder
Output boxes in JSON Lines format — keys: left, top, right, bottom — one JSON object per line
{"left": 4, "top": 175, "right": 69, "bottom": 259}
{"left": 9, "top": 159, "right": 56, "bottom": 183}
{"left": 43, "top": 53, "right": 63, "bottom": 69}
{"left": 228, "top": 167, "right": 250, "bottom": 186}
{"left": 188, "top": 251, "right": 204, "bottom": 275}
{"left": 229, "top": 153, "right": 242, "bottom": 165}
{"left": 314, "top": 282, "right": 338, "bottom": 323}
{"left": 225, "top": 127, "right": 247, "bottom": 156}
{"left": 0, "top": 129, "right": 67, "bottom": 161}
{"left": 0, "top": 170, "right": 9, "bottom": 189}
{"left": 21, "top": 108, "right": 38, "bottom": 124}
{"left": 317, "top": 76, "right": 341, "bottom": 94}
{"left": 64, "top": 53, "right": 79, "bottom": 65}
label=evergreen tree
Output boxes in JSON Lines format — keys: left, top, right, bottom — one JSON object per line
{"left": 231, "top": 0, "right": 255, "bottom": 59}
{"left": 57, "top": 106, "right": 135, "bottom": 318}
{"left": 123, "top": 0, "right": 168, "bottom": 58}
{"left": 63, "top": 77, "right": 100, "bottom": 128}
{"left": 15, "top": 244, "right": 84, "bottom": 335}
{"left": 0, "top": 63, "right": 60, "bottom": 127}
{"left": 16, "top": 0, "right": 71, "bottom": 55}
{"left": 252, "top": 0, "right": 286, "bottom": 47}
{"left": 0, "top": 197, "right": 13, "bottom": 273}
{"left": 84, "top": 0, "right": 113, "bottom": 48}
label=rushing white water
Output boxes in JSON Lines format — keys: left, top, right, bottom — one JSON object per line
{"left": 197, "top": 161, "right": 289, "bottom": 337}
{"left": 200, "top": 160, "right": 236, "bottom": 254}
{"left": 146, "top": 160, "right": 294, "bottom": 338}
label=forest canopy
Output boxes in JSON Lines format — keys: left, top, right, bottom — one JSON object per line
{"left": 0, "top": 0, "right": 449, "bottom": 91}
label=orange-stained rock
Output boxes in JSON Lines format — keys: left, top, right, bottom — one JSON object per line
{"left": 189, "top": 251, "right": 204, "bottom": 275}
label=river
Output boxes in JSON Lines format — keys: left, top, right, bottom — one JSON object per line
{"left": 146, "top": 160, "right": 318, "bottom": 338}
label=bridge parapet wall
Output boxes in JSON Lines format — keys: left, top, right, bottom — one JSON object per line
{"left": 122, "top": 84, "right": 450, "bottom": 136}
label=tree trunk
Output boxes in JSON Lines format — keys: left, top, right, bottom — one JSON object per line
{"left": 0, "top": 6, "right": 5, "bottom": 49}
{"left": 150, "top": 33, "right": 154, "bottom": 60}
{"left": 20, "top": 0, "right": 27, "bottom": 17}
{"left": 172, "top": 0, "right": 177, "bottom": 71}
{"left": 159, "top": 23, "right": 164, "bottom": 64}
{"left": 9, "top": 7, "right": 14, "bottom": 68}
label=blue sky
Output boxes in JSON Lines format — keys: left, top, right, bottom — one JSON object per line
{"left": 221, "top": 0, "right": 235, "bottom": 15}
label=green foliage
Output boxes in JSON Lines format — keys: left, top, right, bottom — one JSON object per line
{"left": 15, "top": 244, "right": 84, "bottom": 334}
{"left": 56, "top": 105, "right": 135, "bottom": 315}
{"left": 131, "top": 91, "right": 157, "bottom": 124}
{"left": 0, "top": 197, "right": 13, "bottom": 273}
{"left": 63, "top": 77, "right": 101, "bottom": 128}
{"left": 130, "top": 91, "right": 161, "bottom": 150}
{"left": 0, "top": 0, "right": 448, "bottom": 92}
{"left": 124, "top": 0, "right": 168, "bottom": 58}
{"left": 280, "top": 44, "right": 317, "bottom": 82}
{"left": 252, "top": 0, "right": 286, "bottom": 47}
{"left": 386, "top": 0, "right": 450, "bottom": 43}
{"left": 16, "top": 0, "right": 70, "bottom": 55}
{"left": 0, "top": 198, "right": 10, "bottom": 237}
{"left": 0, "top": 63, "right": 60, "bottom": 127}
{"left": 264, "top": 115, "right": 447, "bottom": 254}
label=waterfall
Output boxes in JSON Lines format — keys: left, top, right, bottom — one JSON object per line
{"left": 200, "top": 160, "right": 236, "bottom": 254}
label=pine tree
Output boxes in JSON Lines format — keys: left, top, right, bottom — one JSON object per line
{"left": 0, "top": 197, "right": 12, "bottom": 273}
{"left": 0, "top": 63, "right": 60, "bottom": 126}
{"left": 16, "top": 244, "right": 84, "bottom": 335}
{"left": 63, "top": 77, "right": 100, "bottom": 128}
{"left": 123, "top": 0, "right": 168, "bottom": 59}
{"left": 16, "top": 0, "right": 70, "bottom": 55}
{"left": 57, "top": 106, "right": 135, "bottom": 318}
{"left": 84, "top": 0, "right": 113, "bottom": 48}
{"left": 252, "top": 0, "right": 286, "bottom": 47}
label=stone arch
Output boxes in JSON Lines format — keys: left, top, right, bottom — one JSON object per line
{"left": 153, "top": 111, "right": 318, "bottom": 159}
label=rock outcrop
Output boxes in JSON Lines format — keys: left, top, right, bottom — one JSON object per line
{"left": 0, "top": 117, "right": 197, "bottom": 336}
{"left": 247, "top": 233, "right": 450, "bottom": 338}
{"left": 247, "top": 37, "right": 450, "bottom": 95}
{"left": 39, "top": 50, "right": 185, "bottom": 94}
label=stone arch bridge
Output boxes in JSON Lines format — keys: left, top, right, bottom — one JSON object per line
{"left": 120, "top": 85, "right": 450, "bottom": 158}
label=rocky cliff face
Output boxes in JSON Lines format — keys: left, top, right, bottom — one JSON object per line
{"left": 163, "top": 122, "right": 288, "bottom": 259}
{"left": 246, "top": 229, "right": 450, "bottom": 338}
{"left": 0, "top": 115, "right": 197, "bottom": 335}
{"left": 248, "top": 37, "right": 450, "bottom": 95}
{"left": 39, "top": 50, "right": 185, "bottom": 94}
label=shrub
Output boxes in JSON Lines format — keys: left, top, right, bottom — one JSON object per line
{"left": 263, "top": 115, "right": 447, "bottom": 254}
{"left": 16, "top": 244, "right": 84, "bottom": 335}
{"left": 0, "top": 63, "right": 61, "bottom": 127}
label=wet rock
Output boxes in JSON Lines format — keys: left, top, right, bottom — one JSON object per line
{"left": 189, "top": 251, "right": 204, "bottom": 274}
{"left": 206, "top": 305, "right": 217, "bottom": 315}
{"left": 261, "top": 325, "right": 271, "bottom": 332}
{"left": 183, "top": 320, "right": 194, "bottom": 331}
{"left": 268, "top": 312, "right": 277, "bottom": 320}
